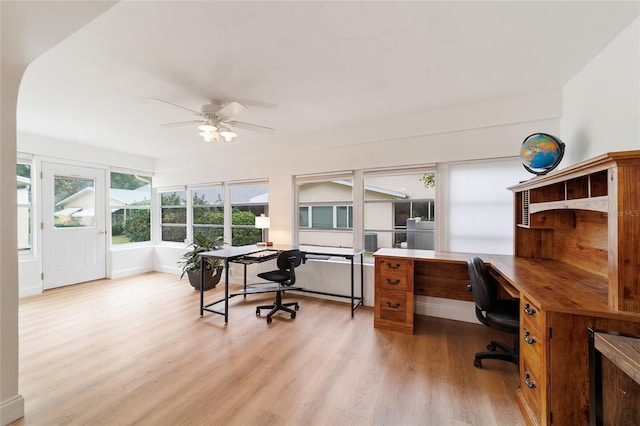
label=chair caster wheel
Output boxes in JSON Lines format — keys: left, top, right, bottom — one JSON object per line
{"left": 291, "top": 312, "right": 296, "bottom": 319}
{"left": 267, "top": 317, "right": 272, "bottom": 324}
{"left": 295, "top": 304, "right": 299, "bottom": 310}
{"left": 474, "top": 358, "right": 482, "bottom": 368}
{"left": 256, "top": 309, "right": 260, "bottom": 316}
{"left": 487, "top": 343, "right": 496, "bottom": 351}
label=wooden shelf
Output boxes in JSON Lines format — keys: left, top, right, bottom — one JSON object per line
{"left": 510, "top": 150, "right": 640, "bottom": 314}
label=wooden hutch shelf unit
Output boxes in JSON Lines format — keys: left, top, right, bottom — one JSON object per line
{"left": 373, "top": 151, "right": 640, "bottom": 425}
{"left": 511, "top": 150, "right": 640, "bottom": 314}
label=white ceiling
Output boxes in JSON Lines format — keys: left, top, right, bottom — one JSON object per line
{"left": 16, "top": 1, "right": 640, "bottom": 160}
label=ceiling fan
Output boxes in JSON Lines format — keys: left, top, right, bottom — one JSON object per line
{"left": 149, "top": 97, "right": 275, "bottom": 142}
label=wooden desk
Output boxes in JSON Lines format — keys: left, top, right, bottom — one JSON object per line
{"left": 199, "top": 244, "right": 365, "bottom": 323}
{"left": 373, "top": 248, "right": 640, "bottom": 425}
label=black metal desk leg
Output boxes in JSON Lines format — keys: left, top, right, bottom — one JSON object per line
{"left": 350, "top": 256, "right": 354, "bottom": 318}
{"left": 243, "top": 263, "right": 248, "bottom": 298}
{"left": 224, "top": 259, "right": 230, "bottom": 324}
{"left": 199, "top": 258, "right": 204, "bottom": 316}
{"left": 360, "top": 253, "right": 364, "bottom": 307}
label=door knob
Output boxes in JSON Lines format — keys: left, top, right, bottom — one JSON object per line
{"left": 97, "top": 230, "right": 105, "bottom": 235}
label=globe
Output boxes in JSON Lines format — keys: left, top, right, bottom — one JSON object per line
{"left": 519, "top": 133, "right": 565, "bottom": 176}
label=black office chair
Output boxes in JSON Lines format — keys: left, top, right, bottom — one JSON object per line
{"left": 467, "top": 257, "right": 520, "bottom": 368}
{"left": 256, "top": 249, "right": 304, "bottom": 324}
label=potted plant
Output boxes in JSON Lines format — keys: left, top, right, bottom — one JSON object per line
{"left": 179, "top": 233, "right": 225, "bottom": 291}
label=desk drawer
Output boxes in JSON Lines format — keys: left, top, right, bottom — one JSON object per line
{"left": 521, "top": 296, "right": 544, "bottom": 334}
{"left": 521, "top": 327, "right": 543, "bottom": 376}
{"left": 375, "top": 257, "right": 411, "bottom": 291}
{"left": 520, "top": 359, "right": 542, "bottom": 423}
{"left": 377, "top": 289, "right": 410, "bottom": 323}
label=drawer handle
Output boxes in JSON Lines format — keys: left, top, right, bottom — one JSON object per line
{"left": 524, "top": 371, "right": 537, "bottom": 389}
{"left": 385, "top": 301, "right": 401, "bottom": 309}
{"left": 523, "top": 329, "right": 537, "bottom": 345}
{"left": 386, "top": 278, "right": 401, "bottom": 285}
{"left": 523, "top": 302, "right": 537, "bottom": 316}
{"left": 386, "top": 262, "right": 401, "bottom": 269}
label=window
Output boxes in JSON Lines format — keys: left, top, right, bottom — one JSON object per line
{"left": 110, "top": 171, "right": 151, "bottom": 245}
{"left": 445, "top": 158, "right": 528, "bottom": 255}
{"left": 160, "top": 189, "right": 187, "bottom": 243}
{"left": 297, "top": 176, "right": 353, "bottom": 248}
{"left": 298, "top": 205, "right": 352, "bottom": 229}
{"left": 364, "top": 169, "right": 435, "bottom": 253}
{"left": 230, "top": 183, "right": 268, "bottom": 246}
{"left": 17, "top": 161, "right": 32, "bottom": 254}
{"left": 192, "top": 186, "right": 224, "bottom": 242}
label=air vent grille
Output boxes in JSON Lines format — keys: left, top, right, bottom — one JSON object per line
{"left": 523, "top": 190, "right": 530, "bottom": 226}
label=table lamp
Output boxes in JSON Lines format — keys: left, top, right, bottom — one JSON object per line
{"left": 255, "top": 214, "right": 270, "bottom": 246}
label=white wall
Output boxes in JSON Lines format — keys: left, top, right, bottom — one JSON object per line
{"left": 2, "top": 2, "right": 119, "bottom": 424}
{"left": 152, "top": 91, "right": 563, "bottom": 313}
{"left": 562, "top": 17, "right": 640, "bottom": 162}
{"left": 154, "top": 90, "right": 563, "bottom": 237}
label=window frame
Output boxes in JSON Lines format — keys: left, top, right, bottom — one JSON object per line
{"left": 158, "top": 187, "right": 187, "bottom": 244}
{"left": 191, "top": 184, "right": 225, "bottom": 244}
{"left": 363, "top": 167, "right": 436, "bottom": 254}
{"left": 229, "top": 181, "right": 269, "bottom": 247}
{"left": 17, "top": 157, "right": 34, "bottom": 256}
{"left": 294, "top": 171, "right": 355, "bottom": 248}
{"left": 109, "top": 169, "right": 152, "bottom": 247}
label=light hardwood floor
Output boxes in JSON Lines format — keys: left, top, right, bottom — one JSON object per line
{"left": 13, "top": 272, "right": 524, "bottom": 425}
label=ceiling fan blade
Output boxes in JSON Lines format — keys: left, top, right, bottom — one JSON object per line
{"left": 148, "top": 98, "right": 203, "bottom": 116}
{"left": 216, "top": 101, "right": 247, "bottom": 120}
{"left": 228, "top": 121, "right": 276, "bottom": 135}
{"left": 160, "top": 120, "right": 203, "bottom": 128}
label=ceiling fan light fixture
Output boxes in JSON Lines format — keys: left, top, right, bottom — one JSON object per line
{"left": 197, "top": 123, "right": 217, "bottom": 132}
{"left": 199, "top": 130, "right": 219, "bottom": 143}
{"left": 219, "top": 127, "right": 237, "bottom": 142}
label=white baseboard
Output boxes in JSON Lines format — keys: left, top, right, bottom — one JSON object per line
{"left": 110, "top": 265, "right": 154, "bottom": 280}
{"left": 154, "top": 265, "right": 181, "bottom": 275}
{"left": 415, "top": 296, "right": 480, "bottom": 324}
{"left": 18, "top": 284, "right": 42, "bottom": 298}
{"left": 1, "top": 394, "right": 24, "bottom": 426}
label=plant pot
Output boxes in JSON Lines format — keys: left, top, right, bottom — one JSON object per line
{"left": 186, "top": 266, "right": 223, "bottom": 291}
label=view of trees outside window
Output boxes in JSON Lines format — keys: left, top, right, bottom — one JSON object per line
{"left": 110, "top": 172, "right": 151, "bottom": 244}
{"left": 298, "top": 178, "right": 354, "bottom": 248}
{"left": 161, "top": 190, "right": 187, "bottom": 242}
{"left": 192, "top": 186, "right": 224, "bottom": 242}
{"left": 17, "top": 162, "right": 32, "bottom": 254}
{"left": 230, "top": 184, "right": 268, "bottom": 246}
{"left": 364, "top": 171, "right": 435, "bottom": 253}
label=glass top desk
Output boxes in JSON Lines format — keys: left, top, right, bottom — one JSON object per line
{"left": 198, "top": 244, "right": 365, "bottom": 324}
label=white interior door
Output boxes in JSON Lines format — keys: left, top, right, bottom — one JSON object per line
{"left": 42, "top": 162, "right": 106, "bottom": 289}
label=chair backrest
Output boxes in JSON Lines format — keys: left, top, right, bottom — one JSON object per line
{"left": 274, "top": 249, "right": 303, "bottom": 286}
{"left": 276, "top": 249, "right": 303, "bottom": 271}
{"left": 467, "top": 257, "right": 498, "bottom": 313}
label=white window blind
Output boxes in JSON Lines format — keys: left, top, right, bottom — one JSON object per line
{"left": 445, "top": 157, "right": 529, "bottom": 255}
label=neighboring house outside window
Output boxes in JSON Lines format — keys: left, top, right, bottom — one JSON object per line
{"left": 110, "top": 172, "right": 152, "bottom": 245}
{"left": 160, "top": 189, "right": 187, "bottom": 243}
{"left": 17, "top": 161, "right": 32, "bottom": 255}
{"left": 297, "top": 178, "right": 354, "bottom": 248}
{"left": 364, "top": 171, "right": 435, "bottom": 253}
{"left": 295, "top": 169, "right": 435, "bottom": 255}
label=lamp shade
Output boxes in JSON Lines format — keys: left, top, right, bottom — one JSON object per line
{"left": 198, "top": 123, "right": 217, "bottom": 132}
{"left": 219, "top": 127, "right": 237, "bottom": 142}
{"left": 255, "top": 214, "right": 270, "bottom": 229}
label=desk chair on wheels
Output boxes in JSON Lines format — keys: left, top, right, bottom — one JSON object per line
{"left": 256, "top": 249, "right": 304, "bottom": 324}
{"left": 467, "top": 256, "right": 520, "bottom": 368}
